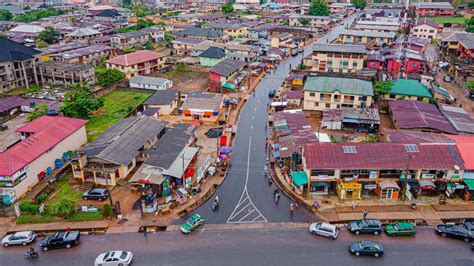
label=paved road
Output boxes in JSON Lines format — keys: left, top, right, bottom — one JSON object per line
{"left": 2, "top": 227, "right": 473, "bottom": 265}
{"left": 191, "top": 13, "right": 361, "bottom": 225}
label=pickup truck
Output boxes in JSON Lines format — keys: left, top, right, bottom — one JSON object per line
{"left": 40, "top": 231, "right": 80, "bottom": 251}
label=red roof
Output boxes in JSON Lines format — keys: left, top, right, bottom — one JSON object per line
{"left": 107, "top": 50, "right": 165, "bottom": 66}
{"left": 0, "top": 116, "right": 88, "bottom": 176}
{"left": 304, "top": 142, "right": 463, "bottom": 170}
{"left": 446, "top": 135, "right": 474, "bottom": 170}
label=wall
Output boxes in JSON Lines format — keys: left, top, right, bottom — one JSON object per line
{"left": 9, "top": 126, "right": 87, "bottom": 198}
{"left": 412, "top": 25, "right": 437, "bottom": 39}
{"left": 311, "top": 52, "right": 365, "bottom": 73}
{"left": 303, "top": 91, "right": 372, "bottom": 111}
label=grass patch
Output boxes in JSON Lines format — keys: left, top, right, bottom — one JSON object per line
{"left": 6, "top": 87, "right": 28, "bottom": 96}
{"left": 366, "top": 135, "right": 379, "bottom": 142}
{"left": 66, "top": 212, "right": 103, "bottom": 222}
{"left": 47, "top": 182, "right": 83, "bottom": 209}
{"left": 429, "top": 16, "right": 466, "bottom": 25}
{"left": 86, "top": 90, "right": 152, "bottom": 141}
{"left": 16, "top": 214, "right": 56, "bottom": 224}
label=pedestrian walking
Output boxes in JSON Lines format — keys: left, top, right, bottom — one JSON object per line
{"left": 352, "top": 201, "right": 356, "bottom": 210}
{"left": 143, "top": 226, "right": 147, "bottom": 237}
{"left": 290, "top": 203, "right": 295, "bottom": 215}
{"left": 363, "top": 210, "right": 368, "bottom": 219}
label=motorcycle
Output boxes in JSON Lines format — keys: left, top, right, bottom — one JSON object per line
{"left": 274, "top": 193, "right": 280, "bottom": 203}
{"left": 212, "top": 201, "right": 219, "bottom": 211}
{"left": 25, "top": 250, "right": 38, "bottom": 259}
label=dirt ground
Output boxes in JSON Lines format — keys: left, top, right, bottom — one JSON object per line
{"left": 436, "top": 70, "right": 474, "bottom": 116}
{"left": 0, "top": 114, "right": 27, "bottom": 151}
{"left": 156, "top": 66, "right": 209, "bottom": 92}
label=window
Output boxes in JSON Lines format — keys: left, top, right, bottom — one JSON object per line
{"left": 412, "top": 62, "right": 417, "bottom": 67}
{"left": 389, "top": 94, "right": 396, "bottom": 99}
{"left": 203, "top": 115, "right": 211, "bottom": 118}
{"left": 325, "top": 103, "right": 330, "bottom": 108}
{"left": 314, "top": 102, "right": 319, "bottom": 107}
{"left": 352, "top": 61, "right": 358, "bottom": 68}
{"left": 327, "top": 60, "right": 333, "bottom": 66}
{"left": 309, "top": 92, "right": 315, "bottom": 97}
{"left": 404, "top": 144, "right": 419, "bottom": 153}
{"left": 311, "top": 169, "right": 335, "bottom": 176}
{"left": 343, "top": 146, "right": 357, "bottom": 154}
{"left": 414, "top": 29, "right": 419, "bottom": 32}
{"left": 127, "top": 161, "right": 134, "bottom": 170}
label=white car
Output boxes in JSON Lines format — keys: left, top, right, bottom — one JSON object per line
{"left": 2, "top": 231, "right": 37, "bottom": 246}
{"left": 309, "top": 222, "right": 339, "bottom": 239}
{"left": 95, "top": 251, "right": 133, "bottom": 266}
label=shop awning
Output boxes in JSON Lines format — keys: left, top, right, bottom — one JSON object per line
{"left": 291, "top": 171, "right": 308, "bottom": 187}
{"left": 463, "top": 179, "right": 474, "bottom": 190}
{"left": 419, "top": 180, "right": 436, "bottom": 189}
{"left": 378, "top": 180, "right": 400, "bottom": 190}
{"left": 311, "top": 182, "right": 330, "bottom": 187}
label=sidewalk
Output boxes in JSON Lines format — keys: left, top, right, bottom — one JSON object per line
{"left": 272, "top": 165, "right": 474, "bottom": 225}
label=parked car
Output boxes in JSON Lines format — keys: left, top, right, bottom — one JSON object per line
{"left": 83, "top": 188, "right": 110, "bottom": 201}
{"left": 443, "top": 75, "right": 452, "bottom": 82}
{"left": 384, "top": 222, "right": 416, "bottom": 236}
{"left": 2, "top": 231, "right": 37, "bottom": 247}
{"left": 39, "top": 231, "right": 80, "bottom": 251}
{"left": 309, "top": 222, "right": 339, "bottom": 239}
{"left": 348, "top": 219, "right": 383, "bottom": 235}
{"left": 436, "top": 224, "right": 472, "bottom": 242}
{"left": 349, "top": 240, "right": 384, "bottom": 257}
{"left": 463, "top": 220, "right": 474, "bottom": 232}
{"left": 180, "top": 214, "right": 204, "bottom": 234}
{"left": 94, "top": 250, "right": 133, "bottom": 266}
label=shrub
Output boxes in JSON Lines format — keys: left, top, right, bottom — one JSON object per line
{"left": 55, "top": 199, "right": 75, "bottom": 218}
{"left": 101, "top": 204, "right": 114, "bottom": 218}
{"left": 36, "top": 192, "right": 49, "bottom": 203}
{"left": 19, "top": 201, "right": 40, "bottom": 214}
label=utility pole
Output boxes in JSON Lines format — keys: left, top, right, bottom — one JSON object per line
{"left": 101, "top": 163, "right": 114, "bottom": 207}
{"left": 403, "top": 154, "right": 413, "bottom": 203}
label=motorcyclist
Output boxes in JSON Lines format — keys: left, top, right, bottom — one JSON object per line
{"left": 290, "top": 203, "right": 295, "bottom": 214}
{"left": 214, "top": 196, "right": 219, "bottom": 205}
{"left": 28, "top": 247, "right": 35, "bottom": 255}
{"left": 273, "top": 188, "right": 279, "bottom": 196}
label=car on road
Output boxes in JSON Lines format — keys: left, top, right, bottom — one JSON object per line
{"left": 40, "top": 231, "right": 80, "bottom": 251}
{"left": 438, "top": 61, "right": 449, "bottom": 68}
{"left": 269, "top": 89, "right": 276, "bottom": 98}
{"left": 384, "top": 222, "right": 416, "bottom": 236}
{"left": 94, "top": 250, "right": 133, "bottom": 266}
{"left": 2, "top": 231, "right": 37, "bottom": 247}
{"left": 349, "top": 240, "right": 384, "bottom": 257}
{"left": 309, "top": 222, "right": 339, "bottom": 239}
{"left": 83, "top": 188, "right": 110, "bottom": 201}
{"left": 181, "top": 214, "right": 204, "bottom": 234}
{"left": 436, "top": 224, "right": 472, "bottom": 242}
{"left": 348, "top": 219, "right": 383, "bottom": 235}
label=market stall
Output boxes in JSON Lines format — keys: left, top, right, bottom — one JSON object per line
{"left": 376, "top": 180, "right": 400, "bottom": 199}
{"left": 337, "top": 182, "right": 362, "bottom": 200}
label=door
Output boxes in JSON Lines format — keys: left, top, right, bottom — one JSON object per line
{"left": 193, "top": 115, "right": 200, "bottom": 121}
{"left": 386, "top": 188, "right": 393, "bottom": 199}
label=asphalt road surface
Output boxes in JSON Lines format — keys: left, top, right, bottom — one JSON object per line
{"left": 2, "top": 227, "right": 473, "bottom": 266}
{"left": 192, "top": 13, "right": 360, "bottom": 225}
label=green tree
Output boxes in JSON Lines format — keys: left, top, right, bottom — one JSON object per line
{"left": 352, "top": 0, "right": 367, "bottom": 9}
{"left": 13, "top": 7, "right": 64, "bottom": 23}
{"left": 28, "top": 104, "right": 49, "bottom": 121}
{"left": 222, "top": 3, "right": 234, "bottom": 14}
{"left": 131, "top": 4, "right": 146, "bottom": 17}
{"left": 469, "top": 1, "right": 474, "bottom": 9}
{"left": 55, "top": 199, "right": 75, "bottom": 218}
{"left": 298, "top": 17, "right": 310, "bottom": 27}
{"left": 96, "top": 68, "right": 125, "bottom": 87}
{"left": 0, "top": 9, "right": 13, "bottom": 21}
{"left": 195, "top": 21, "right": 205, "bottom": 28}
{"left": 35, "top": 39, "right": 48, "bottom": 48}
{"left": 164, "top": 32, "right": 173, "bottom": 42}
{"left": 38, "top": 26, "right": 59, "bottom": 43}
{"left": 373, "top": 81, "right": 393, "bottom": 99}
{"left": 145, "top": 39, "right": 154, "bottom": 50}
{"left": 101, "top": 204, "right": 114, "bottom": 218}
{"left": 308, "top": 0, "right": 329, "bottom": 16}
{"left": 61, "top": 83, "right": 104, "bottom": 119}
{"left": 136, "top": 18, "right": 154, "bottom": 29}
{"left": 452, "top": 0, "right": 462, "bottom": 7}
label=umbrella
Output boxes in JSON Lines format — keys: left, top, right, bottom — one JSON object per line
{"left": 219, "top": 154, "right": 228, "bottom": 160}
{"left": 219, "top": 146, "right": 233, "bottom": 154}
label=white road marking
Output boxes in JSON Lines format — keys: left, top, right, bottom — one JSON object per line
{"left": 250, "top": 125, "right": 253, "bottom": 130}
{"left": 227, "top": 136, "right": 268, "bottom": 224}
{"left": 252, "top": 115, "right": 255, "bottom": 120}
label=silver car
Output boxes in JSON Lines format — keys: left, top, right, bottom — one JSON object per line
{"left": 309, "top": 222, "right": 339, "bottom": 239}
{"left": 94, "top": 250, "right": 133, "bottom": 266}
{"left": 2, "top": 231, "right": 37, "bottom": 246}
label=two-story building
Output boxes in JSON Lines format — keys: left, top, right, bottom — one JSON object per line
{"left": 303, "top": 77, "right": 374, "bottom": 111}
{"left": 203, "top": 22, "right": 249, "bottom": 38}
{"left": 412, "top": 2, "right": 455, "bottom": 17}
{"left": 172, "top": 38, "right": 205, "bottom": 57}
{"left": 66, "top": 27, "right": 103, "bottom": 43}
{"left": 309, "top": 44, "right": 366, "bottom": 73}
{"left": 106, "top": 50, "right": 167, "bottom": 79}
{"left": 111, "top": 31, "right": 149, "bottom": 50}
{"left": 174, "top": 27, "right": 224, "bottom": 42}
{"left": 37, "top": 61, "right": 96, "bottom": 85}
{"left": 288, "top": 15, "right": 331, "bottom": 29}
{"left": 411, "top": 18, "right": 439, "bottom": 40}
{"left": 338, "top": 30, "right": 396, "bottom": 47}
{"left": 48, "top": 45, "right": 113, "bottom": 65}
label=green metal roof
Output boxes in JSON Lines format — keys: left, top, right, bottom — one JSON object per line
{"left": 303, "top": 77, "right": 374, "bottom": 96}
{"left": 290, "top": 171, "right": 308, "bottom": 187}
{"left": 463, "top": 179, "right": 474, "bottom": 190}
{"left": 389, "top": 79, "right": 432, "bottom": 98}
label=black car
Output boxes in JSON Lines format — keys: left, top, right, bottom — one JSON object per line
{"left": 269, "top": 89, "right": 276, "bottom": 97}
{"left": 463, "top": 220, "right": 474, "bottom": 232}
{"left": 347, "top": 219, "right": 383, "bottom": 235}
{"left": 436, "top": 224, "right": 472, "bottom": 242}
{"left": 40, "top": 231, "right": 80, "bottom": 251}
{"left": 83, "top": 188, "right": 110, "bottom": 201}
{"left": 349, "top": 240, "right": 384, "bottom": 257}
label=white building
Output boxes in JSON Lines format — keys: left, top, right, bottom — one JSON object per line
{"left": 129, "top": 76, "right": 173, "bottom": 90}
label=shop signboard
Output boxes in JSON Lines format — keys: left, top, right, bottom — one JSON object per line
{"left": 185, "top": 177, "right": 192, "bottom": 188}
{"left": 341, "top": 182, "right": 362, "bottom": 190}
{"left": 190, "top": 109, "right": 205, "bottom": 115}
{"left": 421, "top": 173, "right": 435, "bottom": 179}
{"left": 364, "top": 184, "right": 377, "bottom": 190}
{"left": 369, "top": 171, "right": 378, "bottom": 179}
{"left": 0, "top": 176, "right": 13, "bottom": 188}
